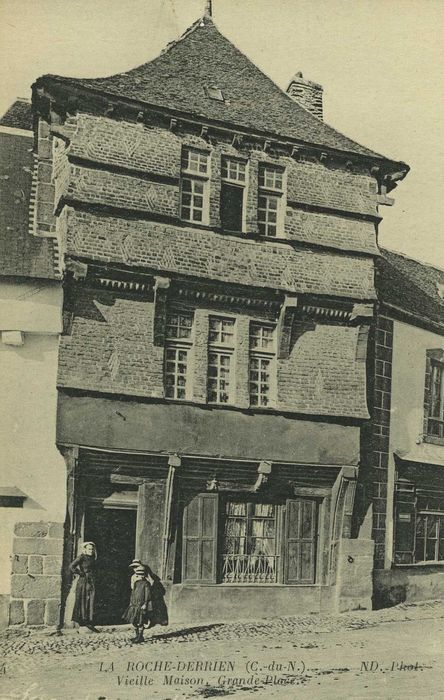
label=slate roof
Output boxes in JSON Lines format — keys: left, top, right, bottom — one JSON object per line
{"left": 0, "top": 105, "right": 57, "bottom": 280}
{"left": 38, "top": 16, "right": 406, "bottom": 165}
{"left": 377, "top": 248, "right": 444, "bottom": 328}
{"left": 0, "top": 98, "right": 32, "bottom": 130}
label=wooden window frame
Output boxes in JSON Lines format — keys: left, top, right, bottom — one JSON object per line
{"left": 164, "top": 311, "right": 194, "bottom": 400}
{"left": 257, "top": 164, "right": 286, "bottom": 238}
{"left": 207, "top": 316, "right": 236, "bottom": 405}
{"left": 180, "top": 148, "right": 210, "bottom": 224}
{"left": 249, "top": 322, "right": 276, "bottom": 408}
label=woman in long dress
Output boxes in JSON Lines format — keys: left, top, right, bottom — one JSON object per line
{"left": 69, "top": 541, "right": 98, "bottom": 631}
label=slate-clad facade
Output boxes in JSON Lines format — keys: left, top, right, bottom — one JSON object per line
{"left": 31, "top": 13, "right": 408, "bottom": 624}
{"left": 361, "top": 250, "right": 444, "bottom": 607}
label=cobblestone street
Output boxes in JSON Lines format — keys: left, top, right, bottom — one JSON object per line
{"left": 0, "top": 600, "right": 443, "bottom": 699}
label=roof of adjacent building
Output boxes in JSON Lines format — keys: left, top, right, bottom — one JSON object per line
{"left": 37, "top": 16, "right": 406, "bottom": 166}
{"left": 377, "top": 248, "right": 444, "bottom": 328}
{"left": 0, "top": 102, "right": 58, "bottom": 280}
{"left": 0, "top": 98, "right": 33, "bottom": 130}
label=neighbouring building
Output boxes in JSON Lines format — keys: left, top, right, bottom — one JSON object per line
{"left": 362, "top": 249, "right": 444, "bottom": 607}
{"left": 0, "top": 99, "right": 64, "bottom": 628}
{"left": 25, "top": 10, "right": 409, "bottom": 626}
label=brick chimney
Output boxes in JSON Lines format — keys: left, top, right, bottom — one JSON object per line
{"left": 286, "top": 72, "right": 323, "bottom": 120}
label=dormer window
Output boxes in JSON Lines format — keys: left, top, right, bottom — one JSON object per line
{"left": 180, "top": 148, "right": 210, "bottom": 224}
{"left": 206, "top": 85, "right": 225, "bottom": 102}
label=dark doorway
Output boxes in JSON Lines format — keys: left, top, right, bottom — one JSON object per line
{"left": 220, "top": 183, "right": 243, "bottom": 232}
{"left": 84, "top": 507, "right": 137, "bottom": 625}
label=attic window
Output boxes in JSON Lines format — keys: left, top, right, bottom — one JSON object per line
{"left": 206, "top": 86, "right": 225, "bottom": 102}
{"left": 0, "top": 487, "right": 27, "bottom": 508}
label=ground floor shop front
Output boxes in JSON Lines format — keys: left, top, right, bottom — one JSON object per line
{"left": 54, "top": 392, "right": 374, "bottom": 625}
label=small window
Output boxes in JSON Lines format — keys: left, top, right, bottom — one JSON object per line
{"left": 220, "top": 157, "right": 247, "bottom": 233}
{"left": 206, "top": 85, "right": 225, "bottom": 102}
{"left": 259, "top": 165, "right": 283, "bottom": 191}
{"left": 258, "top": 164, "right": 285, "bottom": 238}
{"left": 181, "top": 149, "right": 209, "bottom": 176}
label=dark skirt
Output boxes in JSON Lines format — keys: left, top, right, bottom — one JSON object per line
{"left": 123, "top": 601, "right": 152, "bottom": 627}
{"left": 72, "top": 574, "right": 95, "bottom": 625}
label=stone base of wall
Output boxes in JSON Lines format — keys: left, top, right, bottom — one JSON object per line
{"left": 374, "top": 567, "right": 444, "bottom": 609}
{"left": 0, "top": 594, "right": 9, "bottom": 631}
{"left": 334, "top": 538, "right": 374, "bottom": 613}
{"left": 9, "top": 521, "right": 63, "bottom": 627}
{"left": 167, "top": 584, "right": 323, "bottom": 624}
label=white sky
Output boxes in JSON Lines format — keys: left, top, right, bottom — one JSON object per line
{"left": 0, "top": 0, "right": 443, "bottom": 267}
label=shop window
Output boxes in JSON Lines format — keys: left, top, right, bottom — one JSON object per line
{"left": 394, "top": 482, "right": 444, "bottom": 564}
{"left": 164, "top": 311, "right": 194, "bottom": 400}
{"left": 182, "top": 494, "right": 318, "bottom": 584}
{"left": 207, "top": 316, "right": 235, "bottom": 404}
{"left": 258, "top": 164, "right": 285, "bottom": 238}
{"left": 220, "top": 157, "right": 247, "bottom": 233}
{"left": 180, "top": 148, "right": 210, "bottom": 224}
{"left": 249, "top": 322, "right": 276, "bottom": 407}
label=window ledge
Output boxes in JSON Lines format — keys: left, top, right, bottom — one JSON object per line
{"left": 423, "top": 436, "right": 444, "bottom": 447}
{"left": 178, "top": 583, "right": 321, "bottom": 588}
{"left": 393, "top": 561, "right": 444, "bottom": 568}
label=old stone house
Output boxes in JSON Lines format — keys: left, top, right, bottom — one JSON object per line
{"left": 361, "top": 249, "right": 444, "bottom": 607}
{"left": 0, "top": 99, "right": 64, "bottom": 628}
{"left": 15, "top": 11, "right": 410, "bottom": 626}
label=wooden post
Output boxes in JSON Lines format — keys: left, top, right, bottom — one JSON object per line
{"left": 161, "top": 455, "right": 181, "bottom": 580}
{"left": 58, "top": 444, "right": 79, "bottom": 629}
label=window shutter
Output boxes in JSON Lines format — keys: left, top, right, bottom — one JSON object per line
{"left": 285, "top": 498, "right": 317, "bottom": 584}
{"left": 182, "top": 493, "right": 218, "bottom": 583}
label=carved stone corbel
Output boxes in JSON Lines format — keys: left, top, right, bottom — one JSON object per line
{"left": 277, "top": 295, "right": 298, "bottom": 359}
{"left": 153, "top": 276, "right": 170, "bottom": 347}
{"left": 253, "top": 461, "right": 272, "bottom": 491}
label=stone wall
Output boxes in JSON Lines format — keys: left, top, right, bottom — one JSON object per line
{"left": 50, "top": 112, "right": 379, "bottom": 257}
{"left": 9, "top": 521, "right": 63, "bottom": 627}
{"left": 58, "top": 286, "right": 370, "bottom": 419}
{"left": 334, "top": 538, "right": 375, "bottom": 612}
{"left": 58, "top": 208, "right": 376, "bottom": 301}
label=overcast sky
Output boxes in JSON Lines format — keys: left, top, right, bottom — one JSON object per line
{"left": 0, "top": 0, "right": 442, "bottom": 267}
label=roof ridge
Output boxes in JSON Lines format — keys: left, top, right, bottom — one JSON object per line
{"left": 380, "top": 246, "right": 444, "bottom": 275}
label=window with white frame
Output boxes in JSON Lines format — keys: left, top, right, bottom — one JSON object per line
{"left": 249, "top": 322, "right": 275, "bottom": 407}
{"left": 207, "top": 316, "right": 235, "bottom": 404}
{"left": 180, "top": 148, "right": 210, "bottom": 224}
{"left": 258, "top": 164, "right": 285, "bottom": 238}
{"left": 220, "top": 157, "right": 247, "bottom": 233}
{"left": 164, "top": 311, "right": 194, "bottom": 400}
